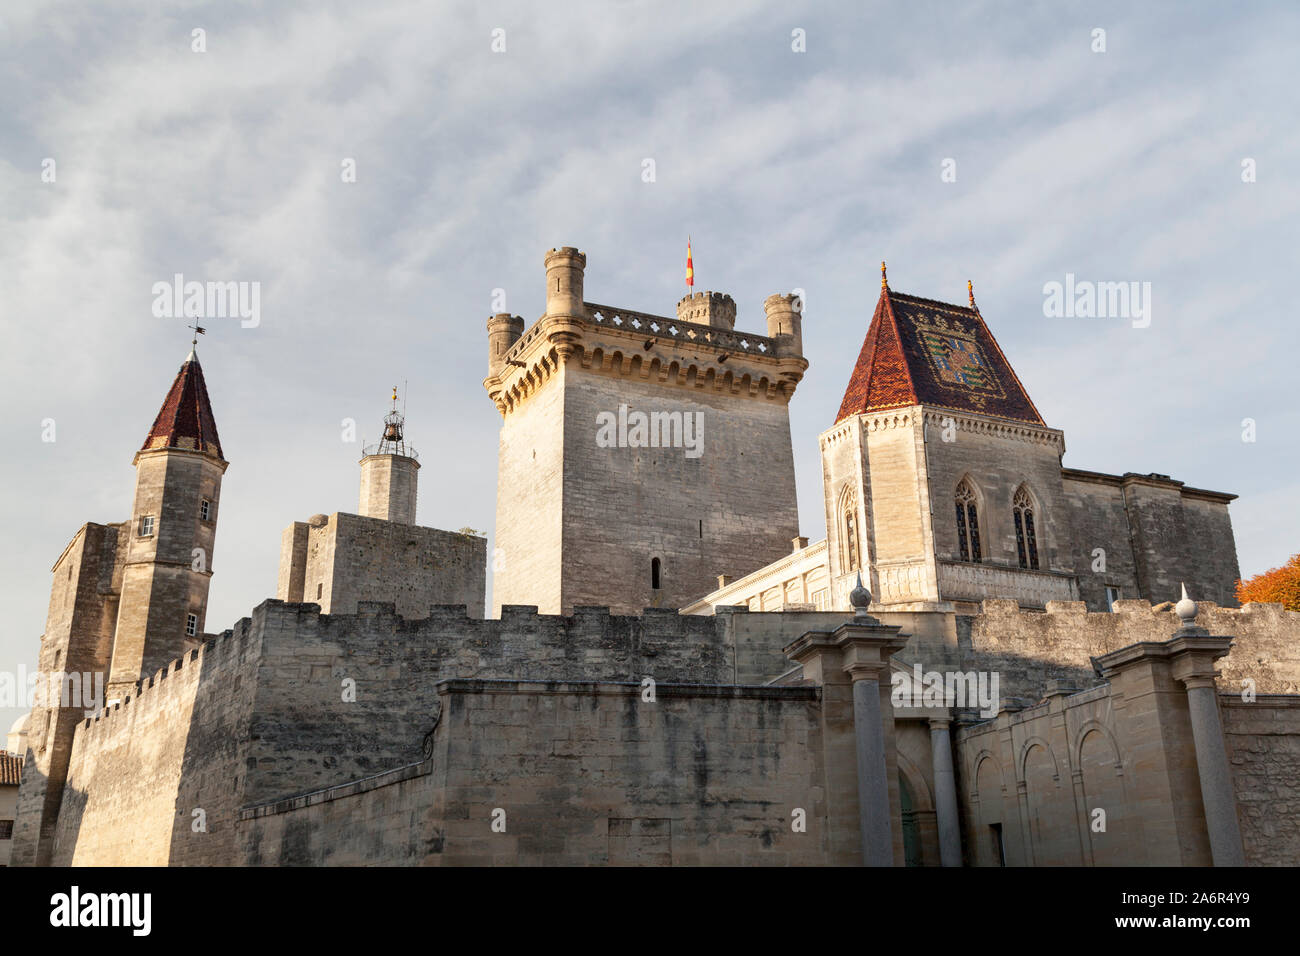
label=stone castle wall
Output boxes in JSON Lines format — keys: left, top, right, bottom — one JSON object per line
{"left": 491, "top": 365, "right": 567, "bottom": 616}
{"left": 556, "top": 367, "right": 800, "bottom": 616}
{"left": 1062, "top": 472, "right": 1240, "bottom": 609}
{"left": 244, "top": 679, "right": 828, "bottom": 866}
{"left": 1222, "top": 696, "right": 1300, "bottom": 866}
{"left": 955, "top": 599, "right": 1300, "bottom": 700}
{"left": 36, "top": 599, "right": 795, "bottom": 864}
{"left": 50, "top": 613, "right": 262, "bottom": 866}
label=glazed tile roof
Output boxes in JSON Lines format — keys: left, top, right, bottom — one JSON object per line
{"left": 140, "top": 350, "right": 224, "bottom": 459}
{"left": 835, "top": 287, "right": 1046, "bottom": 426}
{"left": 0, "top": 751, "right": 22, "bottom": 786}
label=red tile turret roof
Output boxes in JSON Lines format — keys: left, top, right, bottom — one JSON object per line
{"left": 140, "top": 350, "right": 224, "bottom": 459}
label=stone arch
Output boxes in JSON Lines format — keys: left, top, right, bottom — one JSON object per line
{"left": 1072, "top": 719, "right": 1123, "bottom": 773}
{"left": 1018, "top": 735, "right": 1060, "bottom": 783}
{"left": 970, "top": 749, "right": 1008, "bottom": 866}
{"left": 1021, "top": 736, "right": 1082, "bottom": 865}
{"left": 1077, "top": 724, "right": 1131, "bottom": 865}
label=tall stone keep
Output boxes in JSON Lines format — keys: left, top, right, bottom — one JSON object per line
{"left": 358, "top": 388, "right": 419, "bottom": 524}
{"left": 483, "top": 245, "right": 808, "bottom": 616}
{"left": 107, "top": 347, "right": 227, "bottom": 699}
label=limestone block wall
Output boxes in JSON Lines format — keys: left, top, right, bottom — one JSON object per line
{"left": 558, "top": 370, "right": 800, "bottom": 615}
{"left": 1061, "top": 472, "right": 1143, "bottom": 609}
{"left": 920, "top": 412, "right": 1071, "bottom": 576}
{"left": 242, "top": 679, "right": 829, "bottom": 866}
{"left": 1222, "top": 696, "right": 1300, "bottom": 865}
{"left": 492, "top": 366, "right": 566, "bottom": 615}
{"left": 38, "top": 599, "right": 752, "bottom": 864}
{"left": 10, "top": 521, "right": 124, "bottom": 866}
{"left": 357, "top": 454, "right": 418, "bottom": 525}
{"left": 278, "top": 512, "right": 486, "bottom": 619}
{"left": 956, "top": 682, "right": 1202, "bottom": 867}
{"left": 959, "top": 599, "right": 1300, "bottom": 700}
{"left": 49, "top": 613, "right": 262, "bottom": 866}
{"left": 1062, "top": 471, "right": 1240, "bottom": 610}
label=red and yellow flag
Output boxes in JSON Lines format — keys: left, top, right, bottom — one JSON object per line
{"left": 686, "top": 237, "right": 694, "bottom": 288}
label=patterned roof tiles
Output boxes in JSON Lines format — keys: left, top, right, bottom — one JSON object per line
{"left": 835, "top": 286, "right": 1045, "bottom": 426}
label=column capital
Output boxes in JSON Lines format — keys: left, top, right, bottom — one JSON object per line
{"left": 784, "top": 620, "right": 909, "bottom": 685}
{"left": 928, "top": 716, "right": 952, "bottom": 731}
{"left": 1095, "top": 634, "right": 1234, "bottom": 690}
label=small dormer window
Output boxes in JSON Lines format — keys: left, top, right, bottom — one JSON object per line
{"left": 185, "top": 613, "right": 198, "bottom": 637}
{"left": 200, "top": 499, "right": 212, "bottom": 522}
{"left": 139, "top": 515, "right": 155, "bottom": 537}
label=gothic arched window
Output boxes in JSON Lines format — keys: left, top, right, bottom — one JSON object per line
{"left": 1013, "top": 486, "right": 1040, "bottom": 570}
{"left": 839, "top": 487, "right": 861, "bottom": 573}
{"left": 955, "top": 479, "right": 981, "bottom": 562}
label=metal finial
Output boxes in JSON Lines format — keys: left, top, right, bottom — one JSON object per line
{"left": 880, "top": 261, "right": 888, "bottom": 291}
{"left": 967, "top": 279, "right": 975, "bottom": 309}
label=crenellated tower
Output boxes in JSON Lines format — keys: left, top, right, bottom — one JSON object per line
{"left": 484, "top": 245, "right": 808, "bottom": 616}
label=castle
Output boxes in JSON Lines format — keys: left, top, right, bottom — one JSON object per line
{"left": 8, "top": 247, "right": 1299, "bottom": 867}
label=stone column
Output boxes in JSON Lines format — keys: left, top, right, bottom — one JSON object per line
{"left": 1097, "top": 597, "right": 1246, "bottom": 867}
{"left": 785, "top": 579, "right": 908, "bottom": 866}
{"left": 847, "top": 663, "right": 892, "bottom": 865}
{"left": 1170, "top": 647, "right": 1246, "bottom": 867}
{"left": 929, "top": 718, "right": 962, "bottom": 866}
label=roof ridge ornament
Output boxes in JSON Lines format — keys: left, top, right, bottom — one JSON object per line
{"left": 968, "top": 279, "right": 976, "bottom": 311}
{"left": 881, "top": 261, "right": 888, "bottom": 291}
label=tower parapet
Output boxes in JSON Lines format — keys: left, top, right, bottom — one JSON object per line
{"left": 677, "top": 291, "right": 736, "bottom": 330}
{"left": 544, "top": 246, "right": 587, "bottom": 318}
{"left": 487, "top": 313, "right": 525, "bottom": 378}
{"left": 764, "top": 293, "right": 803, "bottom": 358}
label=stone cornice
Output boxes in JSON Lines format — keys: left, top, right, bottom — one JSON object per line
{"left": 1061, "top": 467, "right": 1236, "bottom": 503}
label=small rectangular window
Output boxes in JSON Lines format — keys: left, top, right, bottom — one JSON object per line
{"left": 200, "top": 499, "right": 212, "bottom": 521}
{"left": 139, "top": 515, "right": 155, "bottom": 537}
{"left": 185, "top": 613, "right": 198, "bottom": 637}
{"left": 1105, "top": 586, "right": 1122, "bottom": 612}
{"left": 0, "top": 819, "right": 14, "bottom": 840}
{"left": 316, "top": 583, "right": 323, "bottom": 600}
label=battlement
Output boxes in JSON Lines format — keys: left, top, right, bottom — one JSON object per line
{"left": 676, "top": 291, "right": 736, "bottom": 329}
{"left": 961, "top": 598, "right": 1300, "bottom": 697}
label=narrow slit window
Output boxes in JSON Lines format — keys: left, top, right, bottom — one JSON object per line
{"left": 651, "top": 557, "right": 661, "bottom": 590}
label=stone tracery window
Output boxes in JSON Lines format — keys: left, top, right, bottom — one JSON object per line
{"left": 955, "top": 479, "right": 981, "bottom": 562}
{"left": 1013, "top": 485, "right": 1039, "bottom": 570}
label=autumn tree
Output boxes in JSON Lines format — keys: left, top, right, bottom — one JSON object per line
{"left": 1235, "top": 553, "right": 1300, "bottom": 611}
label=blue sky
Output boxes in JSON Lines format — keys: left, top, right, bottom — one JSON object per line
{"left": 2, "top": 1, "right": 1297, "bottom": 734}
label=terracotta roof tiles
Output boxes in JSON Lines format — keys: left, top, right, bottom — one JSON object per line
{"left": 835, "top": 286, "right": 1045, "bottom": 426}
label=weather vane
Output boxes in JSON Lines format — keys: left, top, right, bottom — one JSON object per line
{"left": 188, "top": 322, "right": 207, "bottom": 348}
